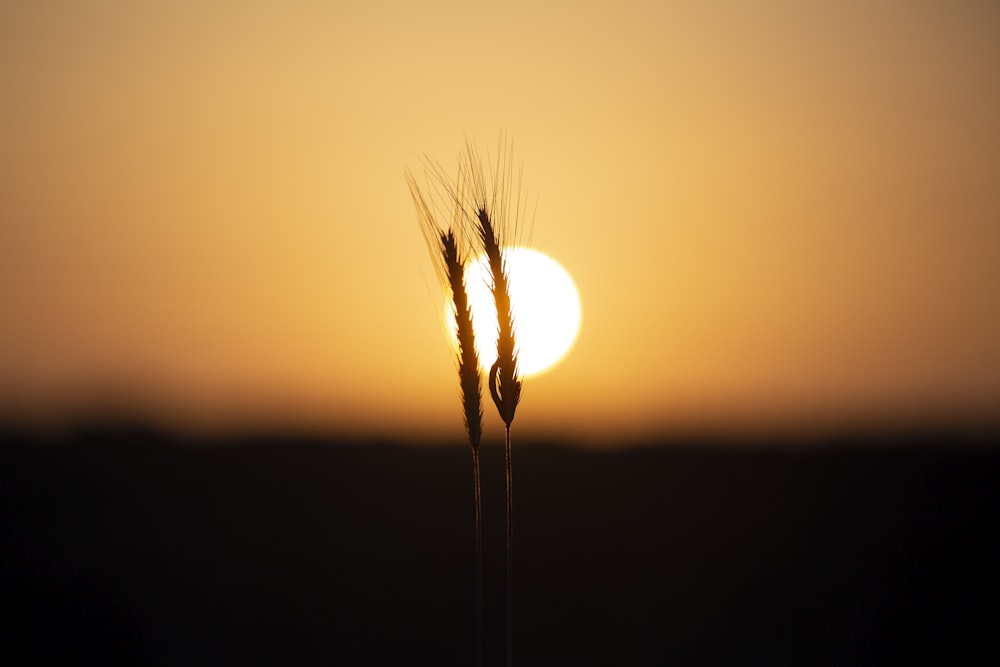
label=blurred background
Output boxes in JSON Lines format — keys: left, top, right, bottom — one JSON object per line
{"left": 3, "top": 2, "right": 999, "bottom": 664}
{"left": 2, "top": 0, "right": 998, "bottom": 441}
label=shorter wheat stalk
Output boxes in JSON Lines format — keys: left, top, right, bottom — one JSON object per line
{"left": 441, "top": 229, "right": 484, "bottom": 667}
{"left": 407, "top": 173, "right": 484, "bottom": 667}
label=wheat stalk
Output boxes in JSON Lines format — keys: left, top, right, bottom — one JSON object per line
{"left": 481, "top": 205, "right": 519, "bottom": 667}
{"left": 406, "top": 171, "right": 484, "bottom": 667}
{"left": 461, "top": 136, "right": 523, "bottom": 667}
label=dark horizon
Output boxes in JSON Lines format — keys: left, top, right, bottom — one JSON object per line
{"left": 4, "top": 428, "right": 998, "bottom": 665}
{"left": 3, "top": 408, "right": 999, "bottom": 449}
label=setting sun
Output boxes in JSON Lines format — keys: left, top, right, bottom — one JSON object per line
{"left": 452, "top": 248, "right": 581, "bottom": 378}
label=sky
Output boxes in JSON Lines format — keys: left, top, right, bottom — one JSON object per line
{"left": 1, "top": 1, "right": 998, "bottom": 443}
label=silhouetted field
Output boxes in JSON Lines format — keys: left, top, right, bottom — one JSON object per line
{"left": 3, "top": 428, "right": 998, "bottom": 665}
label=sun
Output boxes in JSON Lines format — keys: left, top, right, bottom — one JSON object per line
{"left": 448, "top": 247, "right": 581, "bottom": 377}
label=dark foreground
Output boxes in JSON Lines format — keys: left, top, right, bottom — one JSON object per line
{"left": 3, "top": 429, "right": 998, "bottom": 666}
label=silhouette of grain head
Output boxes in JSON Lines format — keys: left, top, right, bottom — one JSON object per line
{"left": 478, "top": 208, "right": 520, "bottom": 427}
{"left": 406, "top": 171, "right": 482, "bottom": 450}
{"left": 461, "top": 137, "right": 524, "bottom": 428}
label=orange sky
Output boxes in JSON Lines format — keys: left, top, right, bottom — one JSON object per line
{"left": 2, "top": 1, "right": 998, "bottom": 442}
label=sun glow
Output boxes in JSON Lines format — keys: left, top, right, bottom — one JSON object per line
{"left": 449, "top": 247, "right": 581, "bottom": 377}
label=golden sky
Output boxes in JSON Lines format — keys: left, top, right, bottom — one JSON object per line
{"left": 2, "top": 1, "right": 998, "bottom": 442}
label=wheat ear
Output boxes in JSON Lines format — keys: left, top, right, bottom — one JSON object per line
{"left": 477, "top": 209, "right": 521, "bottom": 427}
{"left": 441, "top": 229, "right": 483, "bottom": 451}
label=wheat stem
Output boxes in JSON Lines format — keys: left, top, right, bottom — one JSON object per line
{"left": 504, "top": 423, "right": 513, "bottom": 667}
{"left": 472, "top": 447, "right": 483, "bottom": 667}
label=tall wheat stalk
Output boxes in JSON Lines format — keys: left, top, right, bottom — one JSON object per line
{"left": 407, "top": 172, "right": 484, "bottom": 667}
{"left": 481, "top": 207, "right": 519, "bottom": 667}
